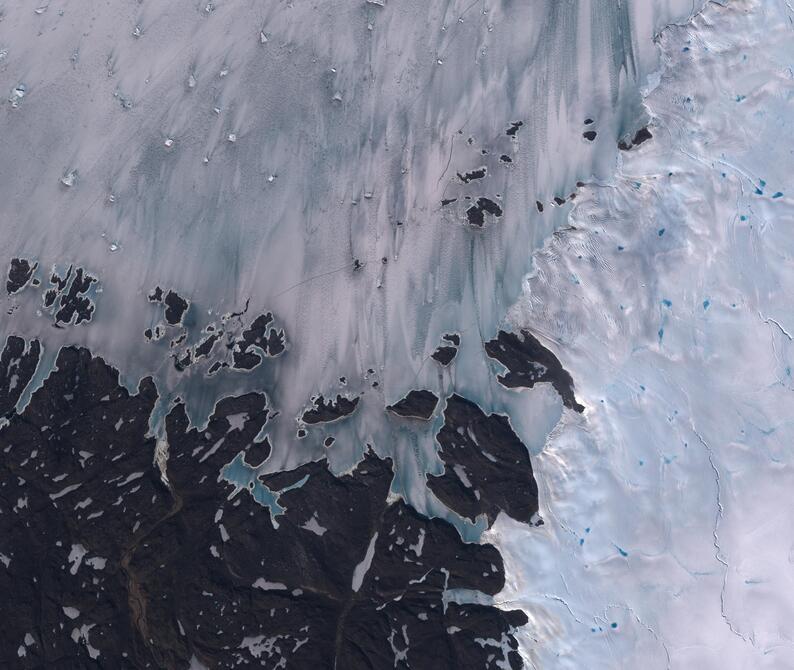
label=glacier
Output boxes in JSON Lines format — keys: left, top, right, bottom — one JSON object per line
{"left": 1, "top": 0, "right": 698, "bottom": 454}
{"left": 1, "top": 0, "right": 792, "bottom": 667}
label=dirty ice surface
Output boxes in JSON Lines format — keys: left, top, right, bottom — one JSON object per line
{"left": 487, "top": 1, "right": 794, "bottom": 668}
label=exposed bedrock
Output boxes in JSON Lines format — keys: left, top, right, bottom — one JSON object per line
{"left": 0, "top": 345, "right": 527, "bottom": 669}
{"left": 485, "top": 329, "right": 584, "bottom": 412}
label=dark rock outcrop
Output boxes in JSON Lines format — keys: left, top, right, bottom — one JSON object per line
{"left": 0, "top": 335, "right": 40, "bottom": 417}
{"left": 431, "top": 333, "right": 460, "bottom": 367}
{"left": 301, "top": 394, "right": 360, "bottom": 425}
{"left": 6, "top": 258, "right": 37, "bottom": 295}
{"left": 428, "top": 394, "right": 539, "bottom": 526}
{"left": 0, "top": 346, "right": 528, "bottom": 669}
{"left": 618, "top": 126, "right": 652, "bottom": 151}
{"left": 484, "top": 330, "right": 584, "bottom": 412}
{"left": 386, "top": 389, "right": 439, "bottom": 420}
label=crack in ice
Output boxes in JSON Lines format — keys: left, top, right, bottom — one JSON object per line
{"left": 692, "top": 426, "right": 753, "bottom": 646}
{"left": 759, "top": 312, "right": 794, "bottom": 341}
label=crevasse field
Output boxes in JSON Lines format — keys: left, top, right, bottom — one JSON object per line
{"left": 0, "top": 0, "right": 792, "bottom": 667}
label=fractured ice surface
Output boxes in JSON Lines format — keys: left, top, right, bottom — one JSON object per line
{"left": 488, "top": 1, "right": 794, "bottom": 667}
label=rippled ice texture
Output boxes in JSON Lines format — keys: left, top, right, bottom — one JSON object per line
{"left": 487, "top": 1, "right": 794, "bottom": 667}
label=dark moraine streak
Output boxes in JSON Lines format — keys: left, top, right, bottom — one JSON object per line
{"left": 6, "top": 258, "right": 37, "bottom": 295}
{"left": 386, "top": 389, "right": 439, "bottom": 420}
{"left": 0, "top": 344, "right": 527, "bottom": 669}
{"left": 428, "top": 394, "right": 539, "bottom": 526}
{"left": 301, "top": 393, "right": 360, "bottom": 425}
{"left": 485, "top": 329, "right": 585, "bottom": 413}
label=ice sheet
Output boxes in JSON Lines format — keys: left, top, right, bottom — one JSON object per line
{"left": 7, "top": 0, "right": 785, "bottom": 666}
{"left": 487, "top": 1, "right": 794, "bottom": 666}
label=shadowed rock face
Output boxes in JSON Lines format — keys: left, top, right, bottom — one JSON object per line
{"left": 0, "top": 344, "right": 527, "bottom": 669}
{"left": 484, "top": 330, "right": 585, "bottom": 413}
{"left": 428, "top": 394, "right": 539, "bottom": 527}
{"left": 386, "top": 389, "right": 439, "bottom": 420}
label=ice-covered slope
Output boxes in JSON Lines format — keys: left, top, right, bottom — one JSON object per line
{"left": 487, "top": 1, "right": 794, "bottom": 667}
